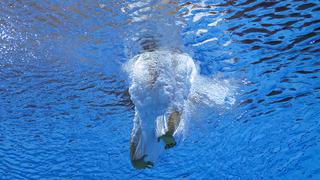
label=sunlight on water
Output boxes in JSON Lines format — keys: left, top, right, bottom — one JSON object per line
{"left": 0, "top": 0, "right": 319, "bottom": 179}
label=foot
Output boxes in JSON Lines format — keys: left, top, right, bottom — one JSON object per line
{"left": 131, "top": 155, "right": 154, "bottom": 169}
{"left": 158, "top": 134, "right": 177, "bottom": 149}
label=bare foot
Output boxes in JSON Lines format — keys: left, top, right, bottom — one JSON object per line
{"left": 131, "top": 155, "right": 154, "bottom": 169}
{"left": 158, "top": 134, "right": 177, "bottom": 149}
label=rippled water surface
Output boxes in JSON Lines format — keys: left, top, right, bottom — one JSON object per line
{"left": 1, "top": 0, "right": 320, "bottom": 179}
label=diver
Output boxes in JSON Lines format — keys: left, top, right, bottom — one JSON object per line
{"left": 127, "top": 36, "right": 192, "bottom": 169}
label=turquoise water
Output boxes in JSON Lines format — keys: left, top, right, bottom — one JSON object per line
{"left": 1, "top": 0, "right": 320, "bottom": 179}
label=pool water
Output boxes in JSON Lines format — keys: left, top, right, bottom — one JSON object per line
{"left": 1, "top": 0, "right": 320, "bottom": 179}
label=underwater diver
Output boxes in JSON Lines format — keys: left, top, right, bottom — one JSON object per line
{"left": 125, "top": 36, "right": 196, "bottom": 169}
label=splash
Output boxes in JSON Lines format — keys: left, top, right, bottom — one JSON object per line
{"left": 124, "top": 50, "right": 236, "bottom": 168}
{"left": 121, "top": 0, "right": 237, "bottom": 170}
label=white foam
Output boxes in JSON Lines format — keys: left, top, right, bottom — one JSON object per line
{"left": 124, "top": 50, "right": 236, "bottom": 163}
{"left": 190, "top": 75, "right": 236, "bottom": 107}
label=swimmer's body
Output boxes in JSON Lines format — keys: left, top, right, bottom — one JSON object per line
{"left": 125, "top": 37, "right": 197, "bottom": 169}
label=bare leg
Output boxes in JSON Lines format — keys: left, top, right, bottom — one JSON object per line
{"left": 130, "top": 127, "right": 154, "bottom": 169}
{"left": 158, "top": 111, "right": 181, "bottom": 149}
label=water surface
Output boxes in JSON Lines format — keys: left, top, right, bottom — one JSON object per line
{"left": 0, "top": 0, "right": 320, "bottom": 179}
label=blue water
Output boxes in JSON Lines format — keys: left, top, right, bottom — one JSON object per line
{"left": 1, "top": 0, "right": 320, "bottom": 179}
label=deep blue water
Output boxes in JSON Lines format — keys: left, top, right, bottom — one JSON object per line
{"left": 1, "top": 0, "right": 320, "bottom": 179}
